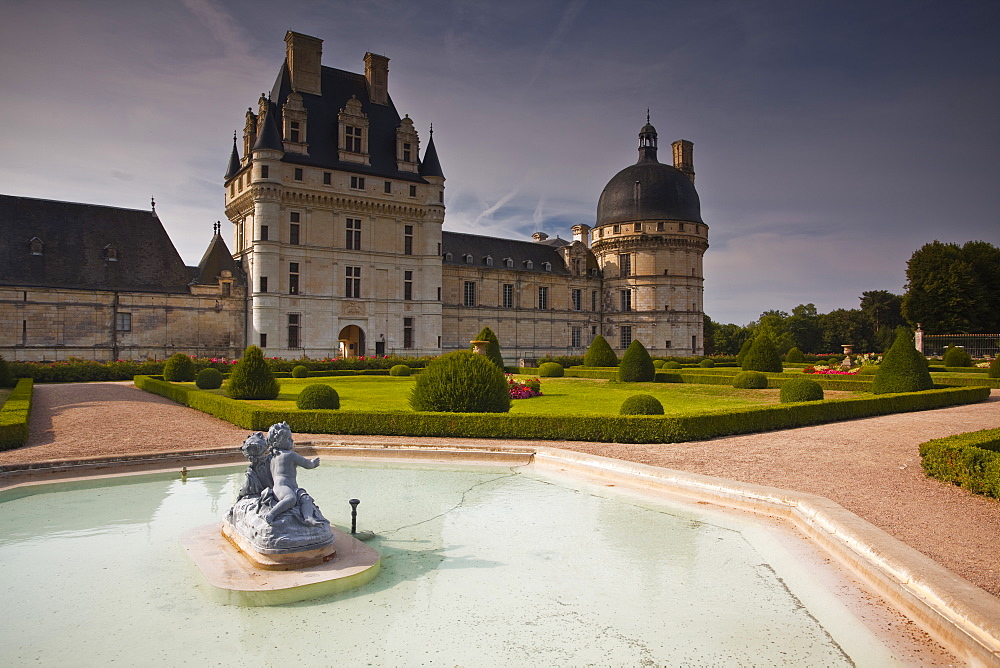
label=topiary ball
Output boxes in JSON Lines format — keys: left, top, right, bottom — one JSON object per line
{"left": 291, "top": 365, "right": 309, "bottom": 378}
{"left": 163, "top": 353, "right": 196, "bottom": 382}
{"left": 943, "top": 345, "right": 973, "bottom": 368}
{"left": 663, "top": 361, "right": 682, "bottom": 369}
{"left": 779, "top": 378, "right": 824, "bottom": 403}
{"left": 856, "top": 365, "right": 878, "bottom": 376}
{"left": 389, "top": 364, "right": 412, "bottom": 376}
{"left": 732, "top": 371, "right": 768, "bottom": 389}
{"left": 785, "top": 347, "right": 805, "bottom": 363}
{"left": 195, "top": 368, "right": 223, "bottom": 390}
{"left": 741, "top": 334, "right": 783, "bottom": 373}
{"left": 410, "top": 351, "right": 511, "bottom": 413}
{"left": 296, "top": 384, "right": 340, "bottom": 409}
{"left": 620, "top": 394, "right": 664, "bottom": 415}
{"left": 698, "top": 358, "right": 715, "bottom": 368}
{"left": 538, "top": 362, "right": 564, "bottom": 377}
{"left": 989, "top": 357, "right": 1000, "bottom": 379}
{"left": 652, "top": 359, "right": 665, "bottom": 369}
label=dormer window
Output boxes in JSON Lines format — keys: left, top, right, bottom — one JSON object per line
{"left": 542, "top": 262, "right": 551, "bottom": 272}
{"left": 463, "top": 253, "right": 473, "bottom": 265}
{"left": 281, "top": 92, "right": 308, "bottom": 154}
{"left": 524, "top": 260, "right": 533, "bottom": 270}
{"left": 484, "top": 255, "right": 493, "bottom": 267}
{"left": 290, "top": 122, "right": 300, "bottom": 143}
{"left": 103, "top": 244, "right": 118, "bottom": 262}
{"left": 29, "top": 237, "right": 43, "bottom": 255}
{"left": 338, "top": 96, "right": 370, "bottom": 165}
{"left": 395, "top": 115, "right": 420, "bottom": 172}
{"left": 503, "top": 257, "right": 513, "bottom": 268}
{"left": 403, "top": 143, "right": 412, "bottom": 162}
{"left": 444, "top": 252, "right": 453, "bottom": 262}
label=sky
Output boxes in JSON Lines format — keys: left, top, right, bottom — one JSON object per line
{"left": 1, "top": 0, "right": 997, "bottom": 325}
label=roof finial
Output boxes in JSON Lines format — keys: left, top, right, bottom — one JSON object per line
{"left": 151, "top": 197, "right": 156, "bottom": 213}
{"left": 214, "top": 221, "right": 221, "bottom": 235}
{"left": 430, "top": 122, "right": 433, "bottom": 136}
{"left": 646, "top": 108, "right": 650, "bottom": 124}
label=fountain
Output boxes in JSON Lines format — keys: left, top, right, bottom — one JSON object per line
{"left": 181, "top": 422, "right": 380, "bottom": 605}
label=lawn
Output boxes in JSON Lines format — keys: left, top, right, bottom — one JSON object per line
{"left": 192, "top": 375, "right": 863, "bottom": 416}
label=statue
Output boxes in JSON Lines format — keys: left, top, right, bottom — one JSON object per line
{"left": 224, "top": 422, "right": 334, "bottom": 559}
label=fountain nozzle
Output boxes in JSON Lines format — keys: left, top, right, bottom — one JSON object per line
{"left": 349, "top": 498, "right": 360, "bottom": 535}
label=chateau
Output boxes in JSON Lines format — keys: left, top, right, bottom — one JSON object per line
{"left": 0, "top": 31, "right": 708, "bottom": 363}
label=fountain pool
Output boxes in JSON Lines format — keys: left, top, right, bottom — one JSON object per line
{"left": 0, "top": 460, "right": 945, "bottom": 666}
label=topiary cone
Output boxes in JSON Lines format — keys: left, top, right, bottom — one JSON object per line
{"left": 618, "top": 340, "right": 655, "bottom": 382}
{"left": 226, "top": 345, "right": 280, "bottom": 400}
{"left": 584, "top": 334, "right": 618, "bottom": 367}
{"left": 741, "top": 333, "right": 782, "bottom": 373}
{"left": 871, "top": 329, "right": 933, "bottom": 394}
{"left": 471, "top": 326, "right": 505, "bottom": 370}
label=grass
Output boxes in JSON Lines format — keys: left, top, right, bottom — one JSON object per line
{"left": 184, "top": 375, "right": 862, "bottom": 416}
{"left": 0, "top": 388, "right": 9, "bottom": 407}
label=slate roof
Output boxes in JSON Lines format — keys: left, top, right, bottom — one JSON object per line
{"left": 263, "top": 62, "right": 429, "bottom": 183}
{"left": 419, "top": 133, "right": 444, "bottom": 179}
{"left": 194, "top": 231, "right": 245, "bottom": 286}
{"left": 0, "top": 194, "right": 199, "bottom": 293}
{"left": 442, "top": 231, "right": 574, "bottom": 275}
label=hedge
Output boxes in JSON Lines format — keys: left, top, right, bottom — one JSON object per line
{"left": 920, "top": 428, "right": 1000, "bottom": 500}
{"left": 134, "top": 376, "right": 988, "bottom": 445}
{"left": 928, "top": 366, "right": 989, "bottom": 374}
{"left": 931, "top": 376, "right": 1000, "bottom": 389}
{"left": 0, "top": 378, "right": 33, "bottom": 450}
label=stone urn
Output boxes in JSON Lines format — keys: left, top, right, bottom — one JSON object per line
{"left": 841, "top": 344, "right": 853, "bottom": 369}
{"left": 470, "top": 340, "right": 490, "bottom": 355}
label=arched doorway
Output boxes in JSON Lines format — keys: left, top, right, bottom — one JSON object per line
{"left": 338, "top": 325, "right": 365, "bottom": 358}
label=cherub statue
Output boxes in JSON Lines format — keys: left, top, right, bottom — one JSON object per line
{"left": 262, "top": 422, "right": 321, "bottom": 524}
{"left": 237, "top": 431, "right": 272, "bottom": 500}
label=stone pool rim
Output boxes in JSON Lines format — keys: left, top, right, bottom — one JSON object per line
{"left": 2, "top": 441, "right": 998, "bottom": 666}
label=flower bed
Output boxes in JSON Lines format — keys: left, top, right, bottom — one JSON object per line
{"left": 508, "top": 375, "right": 542, "bottom": 399}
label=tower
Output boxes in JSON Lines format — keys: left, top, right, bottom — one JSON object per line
{"left": 591, "top": 117, "right": 708, "bottom": 355}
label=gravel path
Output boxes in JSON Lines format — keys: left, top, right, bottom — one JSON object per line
{"left": 4, "top": 381, "right": 999, "bottom": 597}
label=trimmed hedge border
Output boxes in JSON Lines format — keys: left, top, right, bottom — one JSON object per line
{"left": 932, "top": 376, "right": 1000, "bottom": 389}
{"left": 920, "top": 428, "right": 1000, "bottom": 500}
{"left": 0, "top": 378, "right": 33, "bottom": 451}
{"left": 134, "top": 375, "right": 989, "bottom": 445}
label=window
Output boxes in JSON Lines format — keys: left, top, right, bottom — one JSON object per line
{"left": 485, "top": 255, "right": 493, "bottom": 267}
{"left": 620, "top": 326, "right": 633, "bottom": 349}
{"left": 345, "top": 126, "right": 363, "bottom": 152}
{"left": 591, "top": 290, "right": 597, "bottom": 311}
{"left": 294, "top": 168, "right": 303, "bottom": 181}
{"left": 439, "top": 191, "right": 444, "bottom": 203}
{"left": 290, "top": 212, "right": 300, "bottom": 223}
{"left": 634, "top": 223, "right": 641, "bottom": 232}
{"left": 289, "top": 263, "right": 299, "bottom": 295}
{"left": 571, "top": 327, "right": 581, "bottom": 348}
{"left": 221, "top": 282, "right": 231, "bottom": 297}
{"left": 620, "top": 289, "right": 632, "bottom": 312}
{"left": 504, "top": 257, "right": 513, "bottom": 268}
{"left": 613, "top": 224, "right": 620, "bottom": 234}
{"left": 259, "top": 276, "right": 268, "bottom": 292}
{"left": 538, "top": 286, "right": 549, "bottom": 310}
{"left": 323, "top": 172, "right": 331, "bottom": 185}
{"left": 116, "top": 312, "right": 131, "bottom": 332}
{"left": 437, "top": 286, "right": 441, "bottom": 301}
{"left": 403, "top": 143, "right": 412, "bottom": 162}
{"left": 384, "top": 181, "right": 392, "bottom": 194}
{"left": 572, "top": 289, "right": 582, "bottom": 311}
{"left": 444, "top": 252, "right": 452, "bottom": 262}
{"left": 288, "top": 314, "right": 300, "bottom": 348}
{"left": 679, "top": 223, "right": 685, "bottom": 231}
{"left": 665, "top": 340, "right": 672, "bottom": 349}
{"left": 573, "top": 258, "right": 582, "bottom": 275}
{"left": 403, "top": 317, "right": 414, "bottom": 349}
{"left": 103, "top": 244, "right": 118, "bottom": 262}
{"left": 691, "top": 268, "right": 696, "bottom": 276}
{"left": 346, "top": 218, "right": 361, "bottom": 250}
{"left": 404, "top": 225, "right": 413, "bottom": 255}
{"left": 657, "top": 222, "right": 664, "bottom": 231}
{"left": 409, "top": 185, "right": 417, "bottom": 197}
{"left": 692, "top": 335, "right": 698, "bottom": 351}
{"left": 463, "top": 281, "right": 476, "bottom": 307}
{"left": 260, "top": 225, "right": 269, "bottom": 241}
{"left": 260, "top": 165, "right": 269, "bottom": 178}
{"left": 542, "top": 262, "right": 551, "bottom": 272}
{"left": 464, "top": 254, "right": 473, "bottom": 265}
{"left": 346, "top": 266, "right": 361, "bottom": 298}
{"left": 290, "top": 224, "right": 300, "bottom": 245}
{"left": 502, "top": 284, "right": 514, "bottom": 308}
{"left": 524, "top": 260, "right": 533, "bottom": 270}
{"left": 260, "top": 333, "right": 267, "bottom": 348}
{"left": 619, "top": 253, "right": 631, "bottom": 277}
{"left": 290, "top": 122, "right": 300, "bottom": 143}
{"left": 350, "top": 175, "right": 365, "bottom": 190}
{"left": 404, "top": 271, "right": 413, "bottom": 300}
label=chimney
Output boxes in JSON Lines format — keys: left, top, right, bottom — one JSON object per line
{"left": 364, "top": 52, "right": 389, "bottom": 105}
{"left": 671, "top": 139, "right": 695, "bottom": 184}
{"left": 285, "top": 32, "right": 323, "bottom": 96}
{"left": 532, "top": 232, "right": 549, "bottom": 243}
{"left": 571, "top": 224, "right": 591, "bottom": 246}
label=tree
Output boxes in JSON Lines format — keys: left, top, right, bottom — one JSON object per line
{"left": 819, "top": 308, "right": 873, "bottom": 352}
{"left": 902, "top": 241, "right": 1000, "bottom": 334}
{"left": 860, "top": 291, "right": 903, "bottom": 351}
{"left": 756, "top": 311, "right": 796, "bottom": 354}
{"left": 471, "top": 326, "right": 505, "bottom": 370}
{"left": 712, "top": 322, "right": 753, "bottom": 356}
{"left": 787, "top": 303, "right": 823, "bottom": 354}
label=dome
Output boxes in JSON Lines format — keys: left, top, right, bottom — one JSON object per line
{"left": 596, "top": 122, "right": 702, "bottom": 226}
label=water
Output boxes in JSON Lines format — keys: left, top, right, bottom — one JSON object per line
{"left": 0, "top": 462, "right": 902, "bottom": 666}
